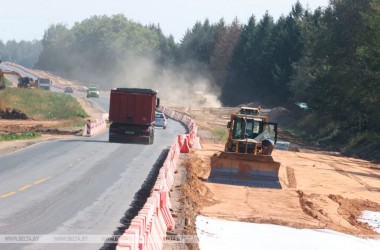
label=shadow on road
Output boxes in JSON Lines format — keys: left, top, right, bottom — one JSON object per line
{"left": 100, "top": 148, "right": 170, "bottom": 250}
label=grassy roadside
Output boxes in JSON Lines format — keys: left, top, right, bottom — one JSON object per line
{"left": 0, "top": 88, "right": 89, "bottom": 141}
{"left": 0, "top": 132, "right": 41, "bottom": 142}
{"left": 0, "top": 88, "right": 87, "bottom": 120}
{"left": 211, "top": 128, "right": 227, "bottom": 142}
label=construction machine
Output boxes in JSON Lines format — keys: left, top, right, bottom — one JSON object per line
{"left": 18, "top": 77, "right": 37, "bottom": 88}
{"left": 0, "top": 69, "right": 22, "bottom": 89}
{"left": 208, "top": 110, "right": 281, "bottom": 189}
{"left": 0, "top": 69, "right": 37, "bottom": 89}
{"left": 239, "top": 106, "right": 261, "bottom": 116}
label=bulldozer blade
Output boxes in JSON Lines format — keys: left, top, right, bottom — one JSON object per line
{"left": 208, "top": 152, "right": 281, "bottom": 189}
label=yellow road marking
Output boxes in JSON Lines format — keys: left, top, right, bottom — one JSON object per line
{"left": 1, "top": 177, "right": 52, "bottom": 199}
{"left": 19, "top": 184, "right": 32, "bottom": 191}
{"left": 34, "top": 177, "right": 51, "bottom": 185}
{"left": 0, "top": 192, "right": 17, "bottom": 199}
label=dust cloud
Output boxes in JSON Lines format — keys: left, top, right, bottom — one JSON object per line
{"left": 63, "top": 51, "right": 223, "bottom": 108}
{"left": 111, "top": 56, "right": 222, "bottom": 108}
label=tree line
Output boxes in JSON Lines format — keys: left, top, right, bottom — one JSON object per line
{"left": 0, "top": 40, "right": 41, "bottom": 67}
{"left": 1, "top": 0, "right": 379, "bottom": 160}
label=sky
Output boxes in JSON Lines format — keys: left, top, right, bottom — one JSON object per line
{"left": 0, "top": 0, "right": 330, "bottom": 43}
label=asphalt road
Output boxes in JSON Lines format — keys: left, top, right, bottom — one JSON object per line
{"left": 0, "top": 63, "right": 38, "bottom": 81}
{"left": 0, "top": 96, "right": 185, "bottom": 249}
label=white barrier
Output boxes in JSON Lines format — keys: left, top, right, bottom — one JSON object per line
{"left": 82, "top": 116, "right": 107, "bottom": 136}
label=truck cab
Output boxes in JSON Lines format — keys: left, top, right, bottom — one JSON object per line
{"left": 37, "top": 78, "right": 52, "bottom": 90}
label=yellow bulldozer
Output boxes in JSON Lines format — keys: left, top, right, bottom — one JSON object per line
{"left": 209, "top": 107, "right": 281, "bottom": 188}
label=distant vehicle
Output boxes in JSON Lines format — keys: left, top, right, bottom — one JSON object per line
{"left": 18, "top": 77, "right": 37, "bottom": 88}
{"left": 64, "top": 86, "right": 74, "bottom": 93}
{"left": 87, "top": 86, "right": 99, "bottom": 98}
{"left": 37, "top": 78, "right": 52, "bottom": 90}
{"left": 296, "top": 102, "right": 308, "bottom": 110}
{"left": 109, "top": 88, "right": 160, "bottom": 144}
{"left": 154, "top": 111, "right": 167, "bottom": 129}
{"left": 194, "top": 91, "right": 207, "bottom": 105}
{"left": 239, "top": 106, "right": 261, "bottom": 116}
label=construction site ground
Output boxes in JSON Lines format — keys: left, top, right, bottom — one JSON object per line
{"left": 165, "top": 107, "right": 380, "bottom": 250}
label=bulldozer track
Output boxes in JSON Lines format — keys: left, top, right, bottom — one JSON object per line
{"left": 286, "top": 166, "right": 297, "bottom": 188}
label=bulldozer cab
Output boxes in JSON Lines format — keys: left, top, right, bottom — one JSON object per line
{"left": 228, "top": 116, "right": 277, "bottom": 143}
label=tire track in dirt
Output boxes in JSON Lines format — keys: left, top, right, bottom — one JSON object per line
{"left": 297, "top": 191, "right": 330, "bottom": 223}
{"left": 330, "top": 163, "right": 380, "bottom": 192}
{"left": 286, "top": 166, "right": 297, "bottom": 188}
{"left": 244, "top": 187, "right": 257, "bottom": 214}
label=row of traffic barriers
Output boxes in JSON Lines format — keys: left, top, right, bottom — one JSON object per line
{"left": 82, "top": 116, "right": 107, "bottom": 136}
{"left": 159, "top": 106, "right": 201, "bottom": 152}
{"left": 116, "top": 106, "right": 200, "bottom": 250}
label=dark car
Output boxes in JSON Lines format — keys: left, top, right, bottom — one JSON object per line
{"left": 64, "top": 86, "right": 74, "bottom": 93}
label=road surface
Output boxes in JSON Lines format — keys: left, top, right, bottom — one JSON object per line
{"left": 0, "top": 95, "right": 185, "bottom": 249}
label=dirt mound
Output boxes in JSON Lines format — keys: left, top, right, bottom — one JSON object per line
{"left": 328, "top": 194, "right": 380, "bottom": 235}
{"left": 268, "top": 107, "right": 291, "bottom": 123}
{"left": 0, "top": 120, "right": 81, "bottom": 135}
{"left": 166, "top": 152, "right": 218, "bottom": 250}
{"left": 0, "top": 108, "right": 28, "bottom": 119}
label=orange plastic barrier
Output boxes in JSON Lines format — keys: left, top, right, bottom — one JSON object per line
{"left": 117, "top": 107, "right": 199, "bottom": 250}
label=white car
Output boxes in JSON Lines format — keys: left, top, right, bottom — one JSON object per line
{"left": 296, "top": 102, "right": 308, "bottom": 110}
{"left": 154, "top": 112, "right": 167, "bottom": 129}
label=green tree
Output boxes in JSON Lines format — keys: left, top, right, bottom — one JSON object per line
{"left": 36, "top": 24, "right": 74, "bottom": 72}
{"left": 290, "top": 0, "right": 379, "bottom": 133}
{"left": 270, "top": 3, "right": 304, "bottom": 103}
{"left": 222, "top": 13, "right": 276, "bottom": 105}
{"left": 0, "top": 40, "right": 41, "bottom": 67}
{"left": 177, "top": 19, "right": 225, "bottom": 64}
{"left": 209, "top": 18, "right": 242, "bottom": 89}
{"left": 35, "top": 15, "right": 177, "bottom": 88}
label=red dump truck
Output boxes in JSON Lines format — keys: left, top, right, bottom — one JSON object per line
{"left": 108, "top": 88, "right": 160, "bottom": 144}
